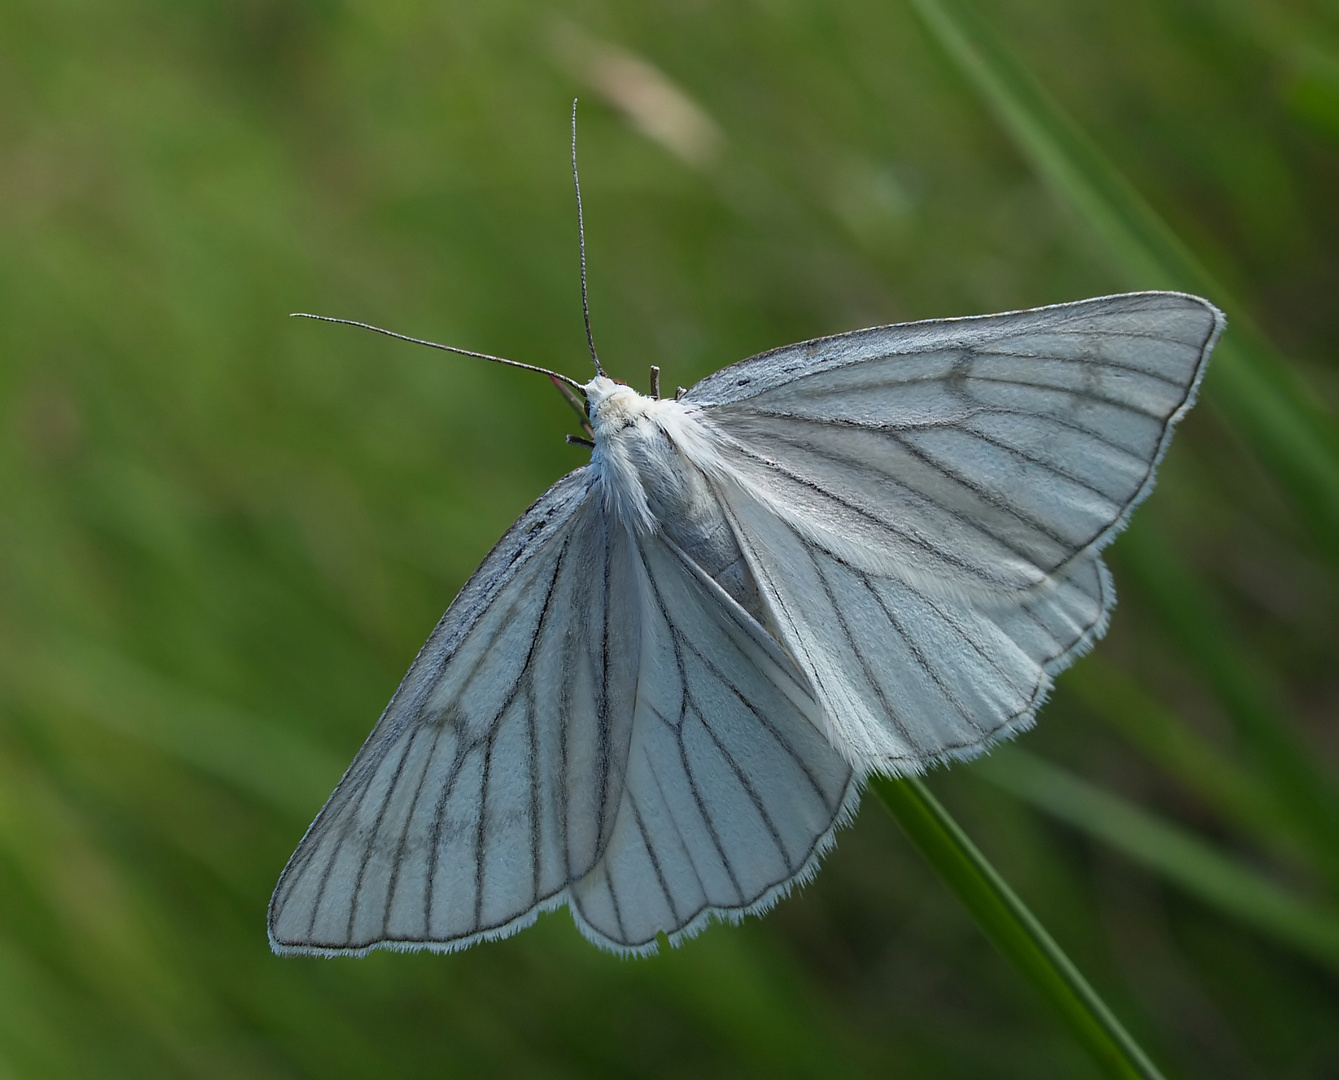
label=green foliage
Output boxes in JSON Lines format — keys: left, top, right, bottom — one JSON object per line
{"left": 1, "top": 0, "right": 1336, "bottom": 1076}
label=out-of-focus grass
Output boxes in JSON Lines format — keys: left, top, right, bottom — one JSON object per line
{"left": 1, "top": 0, "right": 1336, "bottom": 1077}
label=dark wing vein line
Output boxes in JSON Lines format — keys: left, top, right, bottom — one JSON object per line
{"left": 724, "top": 439, "right": 1019, "bottom": 588}
{"left": 740, "top": 404, "right": 1153, "bottom": 465}
{"left": 740, "top": 409, "right": 1134, "bottom": 504}
{"left": 752, "top": 422, "right": 1097, "bottom": 569}
{"left": 802, "top": 540, "right": 922, "bottom": 751}
{"left": 643, "top": 561, "right": 748, "bottom": 905}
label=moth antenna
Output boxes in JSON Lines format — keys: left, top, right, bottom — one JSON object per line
{"left": 649, "top": 365, "right": 661, "bottom": 399}
{"left": 289, "top": 313, "right": 586, "bottom": 394}
{"left": 571, "top": 99, "right": 605, "bottom": 378}
{"left": 675, "top": 386, "right": 687, "bottom": 401}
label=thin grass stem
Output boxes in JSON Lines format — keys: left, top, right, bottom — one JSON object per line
{"left": 873, "top": 776, "right": 1166, "bottom": 1080}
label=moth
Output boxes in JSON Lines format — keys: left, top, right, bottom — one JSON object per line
{"left": 269, "top": 280, "right": 1222, "bottom": 956}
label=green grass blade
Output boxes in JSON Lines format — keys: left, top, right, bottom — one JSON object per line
{"left": 872, "top": 776, "right": 1166, "bottom": 1080}
{"left": 974, "top": 749, "right": 1339, "bottom": 973}
{"left": 906, "top": 0, "right": 1339, "bottom": 562}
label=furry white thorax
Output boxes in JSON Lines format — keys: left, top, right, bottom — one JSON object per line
{"left": 585, "top": 374, "right": 766, "bottom": 621}
{"left": 585, "top": 375, "right": 724, "bottom": 535}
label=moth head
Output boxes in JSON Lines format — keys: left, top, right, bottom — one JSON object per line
{"left": 585, "top": 375, "right": 652, "bottom": 434}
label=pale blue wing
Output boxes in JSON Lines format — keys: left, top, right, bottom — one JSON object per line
{"left": 570, "top": 532, "right": 857, "bottom": 952}
{"left": 694, "top": 292, "right": 1221, "bottom": 768}
{"left": 720, "top": 481, "right": 1111, "bottom": 767}
{"left": 268, "top": 468, "right": 644, "bottom": 955}
{"left": 691, "top": 292, "right": 1222, "bottom": 593}
{"left": 269, "top": 467, "right": 857, "bottom": 956}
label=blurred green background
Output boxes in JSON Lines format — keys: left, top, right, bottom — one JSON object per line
{"left": 2, "top": 0, "right": 1337, "bottom": 1075}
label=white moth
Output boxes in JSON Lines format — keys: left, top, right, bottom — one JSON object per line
{"left": 269, "top": 287, "right": 1223, "bottom": 957}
